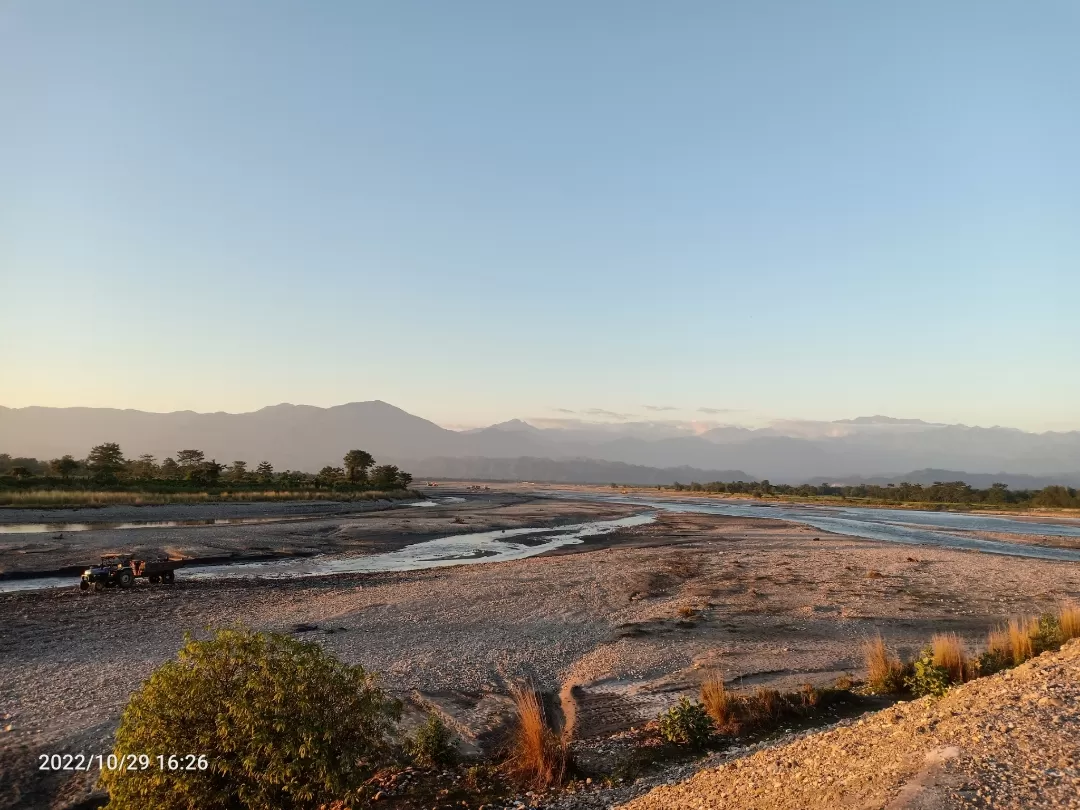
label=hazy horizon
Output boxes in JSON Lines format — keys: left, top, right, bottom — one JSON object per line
{"left": 4, "top": 2, "right": 1077, "bottom": 431}
{"left": 2, "top": 399, "right": 1077, "bottom": 437}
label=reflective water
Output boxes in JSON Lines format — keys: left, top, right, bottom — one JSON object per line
{"left": 545, "top": 492, "right": 1080, "bottom": 562}
{"left": 180, "top": 513, "right": 655, "bottom": 580}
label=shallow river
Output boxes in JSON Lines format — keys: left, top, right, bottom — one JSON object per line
{"left": 547, "top": 491, "right": 1080, "bottom": 562}
{"left": 2, "top": 493, "right": 1078, "bottom": 594}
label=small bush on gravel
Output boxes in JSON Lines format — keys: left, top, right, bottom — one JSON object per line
{"left": 406, "top": 714, "right": 458, "bottom": 768}
{"left": 100, "top": 628, "right": 400, "bottom": 810}
{"left": 905, "top": 648, "right": 952, "bottom": 697}
{"left": 658, "top": 697, "right": 713, "bottom": 747}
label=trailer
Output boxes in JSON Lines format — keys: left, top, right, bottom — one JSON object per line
{"left": 80, "top": 555, "right": 183, "bottom": 591}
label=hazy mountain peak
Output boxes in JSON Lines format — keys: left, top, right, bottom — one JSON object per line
{"left": 486, "top": 419, "right": 541, "bottom": 433}
{"left": 834, "top": 415, "right": 935, "bottom": 425}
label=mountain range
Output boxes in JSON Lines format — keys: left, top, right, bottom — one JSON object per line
{"left": 2, "top": 402, "right": 1079, "bottom": 487}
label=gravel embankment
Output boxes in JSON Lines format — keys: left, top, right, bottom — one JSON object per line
{"left": 617, "top": 640, "right": 1080, "bottom": 809}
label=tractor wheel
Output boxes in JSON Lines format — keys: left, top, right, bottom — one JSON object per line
{"left": 162, "top": 571, "right": 175, "bottom": 584}
{"left": 117, "top": 569, "right": 135, "bottom": 589}
{"left": 149, "top": 575, "right": 161, "bottom": 584}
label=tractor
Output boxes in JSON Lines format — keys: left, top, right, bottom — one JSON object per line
{"left": 80, "top": 555, "right": 182, "bottom": 591}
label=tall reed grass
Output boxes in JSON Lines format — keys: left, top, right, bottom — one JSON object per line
{"left": 504, "top": 684, "right": 568, "bottom": 790}
{"left": 1059, "top": 603, "right": 1080, "bottom": 642}
{"left": 931, "top": 633, "right": 968, "bottom": 683}
{"left": 864, "top": 634, "right": 904, "bottom": 693}
{"left": 699, "top": 671, "right": 736, "bottom": 731}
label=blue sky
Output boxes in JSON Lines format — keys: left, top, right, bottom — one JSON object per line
{"left": 2, "top": 1, "right": 1078, "bottom": 431}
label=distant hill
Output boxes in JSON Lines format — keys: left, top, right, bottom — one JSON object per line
{"left": 2, "top": 401, "right": 1079, "bottom": 484}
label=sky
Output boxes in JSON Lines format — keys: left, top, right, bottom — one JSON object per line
{"left": 2, "top": 1, "right": 1078, "bottom": 432}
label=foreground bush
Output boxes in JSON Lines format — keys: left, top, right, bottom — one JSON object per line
{"left": 100, "top": 628, "right": 400, "bottom": 810}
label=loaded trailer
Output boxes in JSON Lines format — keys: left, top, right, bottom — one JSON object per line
{"left": 80, "top": 555, "right": 183, "bottom": 590}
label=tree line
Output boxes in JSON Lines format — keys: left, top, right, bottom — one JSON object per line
{"left": 664, "top": 479, "right": 1080, "bottom": 507}
{"left": 0, "top": 446, "right": 413, "bottom": 490}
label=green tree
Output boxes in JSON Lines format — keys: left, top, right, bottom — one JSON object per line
{"left": 317, "top": 466, "right": 345, "bottom": 486}
{"left": 49, "top": 454, "right": 80, "bottom": 480}
{"left": 188, "top": 459, "right": 225, "bottom": 485}
{"left": 254, "top": 461, "right": 274, "bottom": 483}
{"left": 159, "top": 457, "right": 181, "bottom": 480}
{"left": 1033, "top": 486, "right": 1078, "bottom": 508}
{"left": 99, "top": 628, "right": 400, "bottom": 810}
{"left": 175, "top": 449, "right": 205, "bottom": 470}
{"left": 397, "top": 470, "right": 413, "bottom": 488}
{"left": 87, "top": 443, "right": 127, "bottom": 481}
{"left": 343, "top": 450, "right": 375, "bottom": 484}
{"left": 370, "top": 464, "right": 402, "bottom": 490}
{"left": 129, "top": 454, "right": 159, "bottom": 480}
{"left": 227, "top": 461, "right": 248, "bottom": 482}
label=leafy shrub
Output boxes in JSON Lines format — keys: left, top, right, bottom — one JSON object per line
{"left": 406, "top": 714, "right": 458, "bottom": 768}
{"left": 100, "top": 628, "right": 400, "bottom": 810}
{"left": 658, "top": 697, "right": 713, "bottom": 747}
{"left": 1031, "top": 614, "right": 1062, "bottom": 654}
{"left": 905, "top": 648, "right": 951, "bottom": 697}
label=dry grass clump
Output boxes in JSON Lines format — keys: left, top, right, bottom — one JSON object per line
{"left": 696, "top": 677, "right": 843, "bottom": 739}
{"left": 931, "top": 633, "right": 968, "bottom": 683}
{"left": 865, "top": 570, "right": 884, "bottom": 579}
{"left": 986, "top": 626, "right": 1012, "bottom": 662}
{"left": 503, "top": 684, "right": 568, "bottom": 790}
{"left": 864, "top": 635, "right": 904, "bottom": 693}
{"left": 1007, "top": 617, "right": 1037, "bottom": 665}
{"left": 1059, "top": 604, "right": 1080, "bottom": 642}
{"left": 797, "top": 682, "right": 820, "bottom": 709}
{"left": 700, "top": 672, "right": 736, "bottom": 731}
{"left": 748, "top": 688, "right": 782, "bottom": 721}
{"left": 677, "top": 605, "right": 698, "bottom": 619}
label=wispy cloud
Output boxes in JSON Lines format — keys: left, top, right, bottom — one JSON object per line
{"left": 550, "top": 407, "right": 577, "bottom": 414}
{"left": 582, "top": 408, "right": 633, "bottom": 420}
{"left": 643, "top": 404, "right": 677, "bottom": 412}
{"left": 698, "top": 407, "right": 740, "bottom": 415}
